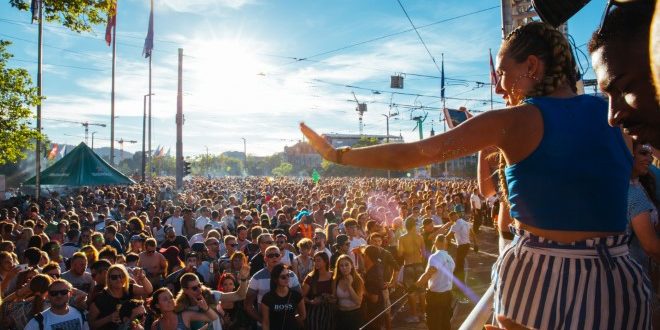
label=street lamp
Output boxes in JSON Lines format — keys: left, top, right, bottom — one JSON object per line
{"left": 382, "top": 109, "right": 398, "bottom": 179}
{"left": 142, "top": 93, "right": 154, "bottom": 183}
{"left": 241, "top": 137, "right": 247, "bottom": 176}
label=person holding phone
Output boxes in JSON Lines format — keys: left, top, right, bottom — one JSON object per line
{"left": 301, "top": 21, "right": 651, "bottom": 329}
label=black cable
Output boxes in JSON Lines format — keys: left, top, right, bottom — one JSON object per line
{"left": 277, "top": 6, "right": 498, "bottom": 66}
{"left": 395, "top": 0, "right": 442, "bottom": 74}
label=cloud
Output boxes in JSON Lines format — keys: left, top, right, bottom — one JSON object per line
{"left": 158, "top": 0, "right": 256, "bottom": 13}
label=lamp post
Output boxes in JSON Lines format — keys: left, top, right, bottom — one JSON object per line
{"left": 382, "top": 109, "right": 398, "bottom": 179}
{"left": 241, "top": 137, "right": 247, "bottom": 176}
{"left": 142, "top": 93, "right": 154, "bottom": 183}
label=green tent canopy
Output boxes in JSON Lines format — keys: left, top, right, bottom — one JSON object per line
{"left": 24, "top": 142, "right": 134, "bottom": 186}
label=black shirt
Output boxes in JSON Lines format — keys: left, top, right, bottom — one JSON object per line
{"left": 249, "top": 253, "right": 265, "bottom": 276}
{"left": 261, "top": 289, "right": 302, "bottom": 330}
{"left": 93, "top": 284, "right": 135, "bottom": 330}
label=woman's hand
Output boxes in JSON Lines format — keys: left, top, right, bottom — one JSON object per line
{"left": 299, "top": 123, "right": 338, "bottom": 162}
{"left": 239, "top": 261, "right": 250, "bottom": 280}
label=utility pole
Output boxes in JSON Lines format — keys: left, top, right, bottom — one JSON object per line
{"left": 205, "top": 145, "right": 209, "bottom": 176}
{"left": 382, "top": 108, "right": 398, "bottom": 179}
{"left": 110, "top": 2, "right": 117, "bottom": 165}
{"left": 142, "top": 93, "right": 154, "bottom": 182}
{"left": 241, "top": 138, "right": 247, "bottom": 176}
{"left": 35, "top": 1, "right": 43, "bottom": 200}
{"left": 176, "top": 48, "right": 183, "bottom": 190}
{"left": 91, "top": 131, "right": 98, "bottom": 150}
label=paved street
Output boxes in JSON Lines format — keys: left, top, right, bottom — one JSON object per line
{"left": 392, "top": 225, "right": 501, "bottom": 329}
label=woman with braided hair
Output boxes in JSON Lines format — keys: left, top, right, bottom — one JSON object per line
{"left": 301, "top": 21, "right": 652, "bottom": 329}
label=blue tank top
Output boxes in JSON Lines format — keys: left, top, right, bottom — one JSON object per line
{"left": 504, "top": 95, "right": 632, "bottom": 232}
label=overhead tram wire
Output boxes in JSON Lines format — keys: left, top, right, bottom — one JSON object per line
{"left": 273, "top": 5, "right": 499, "bottom": 67}
{"left": 310, "top": 78, "right": 504, "bottom": 104}
{"left": 395, "top": 0, "right": 441, "bottom": 75}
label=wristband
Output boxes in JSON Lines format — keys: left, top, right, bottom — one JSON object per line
{"left": 336, "top": 147, "right": 351, "bottom": 164}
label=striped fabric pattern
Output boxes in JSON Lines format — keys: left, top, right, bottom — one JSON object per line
{"left": 492, "top": 228, "right": 652, "bottom": 330}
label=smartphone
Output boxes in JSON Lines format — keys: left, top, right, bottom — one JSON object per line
{"left": 443, "top": 107, "right": 470, "bottom": 129}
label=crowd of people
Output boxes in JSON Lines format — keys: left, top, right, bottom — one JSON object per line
{"left": 0, "top": 176, "right": 488, "bottom": 330}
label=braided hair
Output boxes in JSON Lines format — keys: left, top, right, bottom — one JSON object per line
{"left": 496, "top": 22, "right": 578, "bottom": 206}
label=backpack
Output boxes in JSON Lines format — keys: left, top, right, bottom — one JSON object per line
{"left": 33, "top": 305, "right": 86, "bottom": 330}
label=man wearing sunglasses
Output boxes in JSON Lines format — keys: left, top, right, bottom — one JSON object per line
{"left": 245, "top": 245, "right": 302, "bottom": 325}
{"left": 25, "top": 279, "right": 89, "bottom": 330}
{"left": 138, "top": 238, "right": 166, "bottom": 286}
{"left": 164, "top": 252, "right": 205, "bottom": 295}
{"left": 218, "top": 235, "right": 238, "bottom": 274}
{"left": 590, "top": 0, "right": 660, "bottom": 149}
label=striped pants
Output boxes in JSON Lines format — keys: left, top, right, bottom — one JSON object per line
{"left": 492, "top": 228, "right": 652, "bottom": 330}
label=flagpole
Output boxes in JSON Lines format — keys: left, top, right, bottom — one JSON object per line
{"left": 110, "top": 2, "right": 117, "bottom": 165}
{"left": 35, "top": 1, "right": 43, "bottom": 200}
{"left": 148, "top": 54, "right": 152, "bottom": 180}
{"left": 489, "top": 49, "right": 494, "bottom": 110}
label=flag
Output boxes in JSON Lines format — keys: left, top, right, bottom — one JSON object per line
{"left": 312, "top": 169, "right": 320, "bottom": 184}
{"left": 440, "top": 53, "right": 445, "bottom": 100}
{"left": 489, "top": 49, "right": 499, "bottom": 86}
{"left": 30, "top": 0, "right": 40, "bottom": 24}
{"left": 158, "top": 146, "right": 166, "bottom": 157}
{"left": 47, "top": 144, "right": 59, "bottom": 160}
{"left": 105, "top": 0, "right": 117, "bottom": 46}
{"left": 153, "top": 145, "right": 161, "bottom": 157}
{"left": 165, "top": 148, "right": 171, "bottom": 157}
{"left": 59, "top": 145, "right": 66, "bottom": 158}
{"left": 143, "top": 0, "right": 154, "bottom": 58}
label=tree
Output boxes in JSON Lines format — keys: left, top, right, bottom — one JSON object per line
{"left": 0, "top": 41, "right": 43, "bottom": 165}
{"left": 272, "top": 162, "right": 293, "bottom": 177}
{"left": 9, "top": 0, "right": 108, "bottom": 33}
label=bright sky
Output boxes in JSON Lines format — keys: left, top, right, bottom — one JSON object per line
{"left": 1, "top": 0, "right": 604, "bottom": 157}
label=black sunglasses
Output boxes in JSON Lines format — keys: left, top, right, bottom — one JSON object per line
{"left": 598, "top": 0, "right": 626, "bottom": 35}
{"left": 266, "top": 253, "right": 280, "bottom": 259}
{"left": 110, "top": 274, "right": 124, "bottom": 281}
{"left": 188, "top": 285, "right": 201, "bottom": 291}
{"left": 49, "top": 289, "right": 69, "bottom": 297}
{"left": 229, "top": 243, "right": 239, "bottom": 247}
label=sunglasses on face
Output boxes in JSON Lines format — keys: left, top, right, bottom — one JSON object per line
{"left": 229, "top": 243, "right": 238, "bottom": 247}
{"left": 638, "top": 149, "right": 652, "bottom": 156}
{"left": 276, "top": 241, "right": 286, "bottom": 245}
{"left": 262, "top": 241, "right": 274, "bottom": 245}
{"left": 49, "top": 289, "right": 69, "bottom": 297}
{"left": 266, "top": 253, "right": 280, "bottom": 259}
{"left": 598, "top": 0, "right": 626, "bottom": 35}
{"left": 110, "top": 274, "right": 124, "bottom": 281}
{"left": 279, "top": 273, "right": 290, "bottom": 280}
{"left": 187, "top": 285, "right": 201, "bottom": 291}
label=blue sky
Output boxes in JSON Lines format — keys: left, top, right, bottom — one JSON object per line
{"left": 1, "top": 0, "right": 604, "bottom": 159}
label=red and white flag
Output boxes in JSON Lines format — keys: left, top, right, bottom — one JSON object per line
{"left": 47, "top": 144, "right": 59, "bottom": 160}
{"left": 489, "top": 49, "right": 499, "bottom": 86}
{"left": 105, "top": 0, "right": 117, "bottom": 46}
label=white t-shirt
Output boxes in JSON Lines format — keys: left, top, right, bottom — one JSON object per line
{"left": 195, "top": 216, "right": 211, "bottom": 231}
{"left": 25, "top": 307, "right": 89, "bottom": 330}
{"left": 248, "top": 267, "right": 301, "bottom": 305}
{"left": 450, "top": 218, "right": 472, "bottom": 245}
{"left": 165, "top": 216, "right": 185, "bottom": 236}
{"left": 426, "top": 250, "right": 455, "bottom": 293}
{"left": 349, "top": 236, "right": 367, "bottom": 265}
{"left": 470, "top": 194, "right": 482, "bottom": 210}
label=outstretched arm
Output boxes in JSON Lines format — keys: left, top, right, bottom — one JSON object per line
{"left": 300, "top": 108, "right": 510, "bottom": 171}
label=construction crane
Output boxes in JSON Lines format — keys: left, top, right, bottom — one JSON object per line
{"left": 63, "top": 134, "right": 136, "bottom": 161}
{"left": 44, "top": 118, "right": 106, "bottom": 144}
{"left": 351, "top": 91, "right": 367, "bottom": 135}
{"left": 117, "top": 138, "right": 138, "bottom": 161}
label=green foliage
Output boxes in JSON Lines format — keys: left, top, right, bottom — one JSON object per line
{"left": 352, "top": 137, "right": 379, "bottom": 148}
{"left": 0, "top": 41, "right": 43, "bottom": 165}
{"left": 9, "top": 0, "right": 109, "bottom": 33}
{"left": 272, "top": 162, "right": 293, "bottom": 177}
